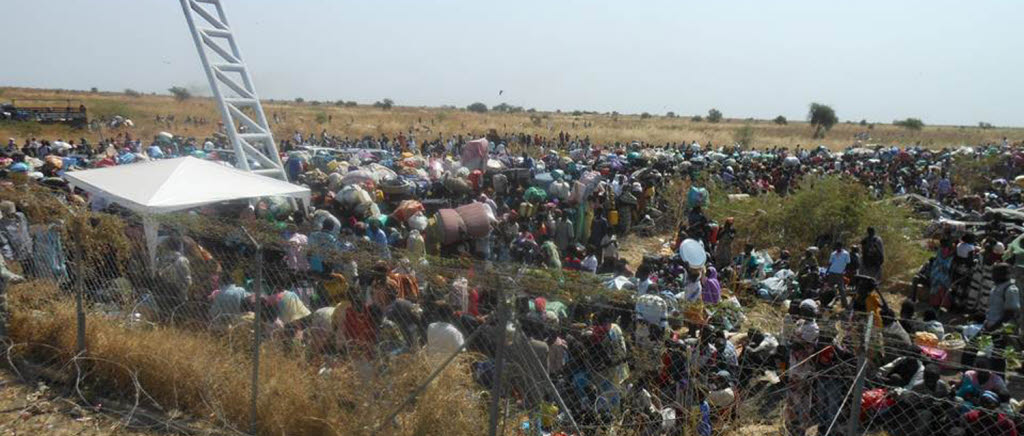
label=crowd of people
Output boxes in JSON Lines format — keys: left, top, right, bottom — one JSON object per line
{"left": 2, "top": 123, "right": 1024, "bottom": 435}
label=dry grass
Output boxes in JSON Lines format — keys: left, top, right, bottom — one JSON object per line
{"left": 6, "top": 281, "right": 488, "bottom": 436}
{"left": 2, "top": 86, "right": 1020, "bottom": 150}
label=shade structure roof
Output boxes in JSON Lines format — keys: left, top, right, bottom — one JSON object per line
{"left": 63, "top": 157, "right": 309, "bottom": 213}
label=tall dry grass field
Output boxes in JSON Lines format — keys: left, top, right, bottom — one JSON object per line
{"left": 1, "top": 87, "right": 1020, "bottom": 150}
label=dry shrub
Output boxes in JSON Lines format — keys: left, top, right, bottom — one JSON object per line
{"left": 6, "top": 281, "right": 487, "bottom": 436}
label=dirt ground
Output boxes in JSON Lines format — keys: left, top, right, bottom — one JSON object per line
{"left": 0, "top": 369, "right": 175, "bottom": 436}
{"left": 0, "top": 370, "right": 147, "bottom": 435}
{"left": 618, "top": 233, "right": 675, "bottom": 268}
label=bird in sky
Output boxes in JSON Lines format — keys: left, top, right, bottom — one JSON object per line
{"left": 498, "top": 90, "right": 504, "bottom": 96}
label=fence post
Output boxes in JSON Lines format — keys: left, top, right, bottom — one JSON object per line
{"left": 487, "top": 283, "right": 509, "bottom": 436}
{"left": 242, "top": 227, "right": 263, "bottom": 435}
{"left": 848, "top": 312, "right": 873, "bottom": 435}
{"left": 74, "top": 241, "right": 87, "bottom": 354}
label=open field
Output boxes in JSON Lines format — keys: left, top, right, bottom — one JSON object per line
{"left": 2, "top": 86, "right": 1021, "bottom": 150}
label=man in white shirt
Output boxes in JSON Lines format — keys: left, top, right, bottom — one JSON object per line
{"left": 826, "top": 242, "right": 851, "bottom": 308}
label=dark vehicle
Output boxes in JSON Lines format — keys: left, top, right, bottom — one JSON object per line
{"left": 1, "top": 99, "right": 88, "bottom": 128}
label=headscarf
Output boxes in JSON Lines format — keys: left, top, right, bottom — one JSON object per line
{"left": 702, "top": 267, "right": 722, "bottom": 304}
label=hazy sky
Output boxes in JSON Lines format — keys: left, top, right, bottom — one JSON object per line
{"left": 5, "top": 0, "right": 1022, "bottom": 126}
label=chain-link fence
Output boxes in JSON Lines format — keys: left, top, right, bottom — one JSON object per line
{"left": 0, "top": 188, "right": 1022, "bottom": 435}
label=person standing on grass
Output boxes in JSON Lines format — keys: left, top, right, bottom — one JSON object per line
{"left": 825, "top": 241, "right": 851, "bottom": 308}
{"left": 860, "top": 227, "right": 884, "bottom": 281}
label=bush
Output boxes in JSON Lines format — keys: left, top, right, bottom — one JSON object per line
{"left": 894, "top": 118, "right": 924, "bottom": 130}
{"left": 773, "top": 115, "right": 787, "bottom": 125}
{"left": 666, "top": 111, "right": 675, "bottom": 118}
{"left": 168, "top": 86, "right": 191, "bottom": 101}
{"left": 294, "top": 97, "right": 304, "bottom": 103}
{"left": 493, "top": 103, "right": 523, "bottom": 113}
{"left": 707, "top": 108, "right": 723, "bottom": 123}
{"left": 345, "top": 101, "right": 358, "bottom": 107}
{"left": 692, "top": 115, "right": 703, "bottom": 122}
{"left": 90, "top": 87, "right": 98, "bottom": 93}
{"left": 706, "top": 176, "right": 926, "bottom": 281}
{"left": 373, "top": 98, "right": 394, "bottom": 110}
{"left": 860, "top": 119, "right": 868, "bottom": 126}
{"left": 808, "top": 102, "right": 837, "bottom": 138}
{"left": 734, "top": 124, "right": 756, "bottom": 147}
{"left": 951, "top": 153, "right": 1010, "bottom": 194}
{"left": 124, "top": 88, "right": 141, "bottom": 98}
{"left": 315, "top": 112, "right": 328, "bottom": 124}
{"left": 979, "top": 121, "right": 995, "bottom": 129}
{"left": 467, "top": 102, "right": 488, "bottom": 113}
{"left": 640, "top": 112, "right": 652, "bottom": 119}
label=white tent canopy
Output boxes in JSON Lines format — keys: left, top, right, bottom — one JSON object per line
{"left": 63, "top": 157, "right": 310, "bottom": 271}
{"left": 63, "top": 156, "right": 309, "bottom": 213}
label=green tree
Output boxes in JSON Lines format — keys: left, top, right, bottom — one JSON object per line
{"left": 773, "top": 115, "right": 787, "bottom": 125}
{"left": 124, "top": 89, "right": 141, "bottom": 98}
{"left": 294, "top": 97, "right": 305, "bottom": 103}
{"left": 467, "top": 102, "right": 488, "bottom": 113}
{"left": 808, "top": 102, "right": 837, "bottom": 138}
{"left": 168, "top": 86, "right": 191, "bottom": 101}
{"left": 691, "top": 115, "right": 703, "bottom": 122}
{"left": 666, "top": 111, "right": 676, "bottom": 118}
{"left": 640, "top": 112, "right": 652, "bottom": 119}
{"left": 373, "top": 98, "right": 394, "bottom": 110}
{"left": 315, "top": 112, "right": 328, "bottom": 124}
{"left": 894, "top": 118, "right": 924, "bottom": 130}
{"left": 978, "top": 121, "right": 994, "bottom": 129}
{"left": 707, "top": 108, "right": 723, "bottom": 123}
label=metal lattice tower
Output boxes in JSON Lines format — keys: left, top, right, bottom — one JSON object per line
{"left": 179, "top": 0, "right": 287, "bottom": 180}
